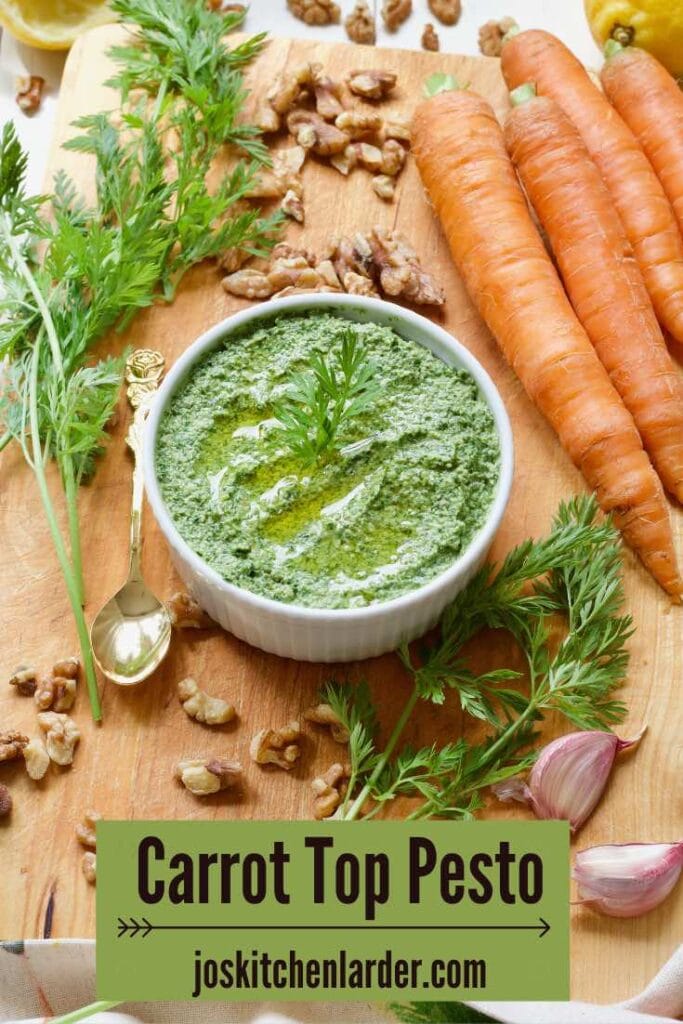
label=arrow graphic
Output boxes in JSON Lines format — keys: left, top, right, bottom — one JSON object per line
{"left": 117, "top": 916, "right": 153, "bottom": 939}
{"left": 116, "top": 916, "right": 550, "bottom": 939}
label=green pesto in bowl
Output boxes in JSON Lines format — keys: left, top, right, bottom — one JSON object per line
{"left": 155, "top": 312, "right": 500, "bottom": 609}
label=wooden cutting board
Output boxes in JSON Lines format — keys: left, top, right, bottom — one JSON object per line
{"left": 1, "top": 25, "right": 681, "bottom": 1005}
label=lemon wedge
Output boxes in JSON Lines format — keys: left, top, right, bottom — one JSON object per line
{"left": 0, "top": 0, "right": 115, "bottom": 50}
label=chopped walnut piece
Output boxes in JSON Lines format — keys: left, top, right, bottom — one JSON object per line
{"left": 222, "top": 268, "right": 275, "bottom": 299}
{"left": 303, "top": 703, "right": 350, "bottom": 743}
{"left": 372, "top": 174, "right": 396, "bottom": 201}
{"left": 35, "top": 674, "right": 77, "bottom": 713}
{"left": 23, "top": 738, "right": 50, "bottom": 781}
{"left": 314, "top": 259, "right": 342, "bottom": 289}
{"left": 167, "top": 592, "right": 214, "bottom": 629}
{"left": 422, "top": 22, "right": 440, "bottom": 50}
{"left": 15, "top": 75, "right": 44, "bottom": 115}
{"left": 8, "top": 665, "right": 38, "bottom": 697}
{"left": 478, "top": 17, "right": 517, "bottom": 57}
{"left": 247, "top": 145, "right": 306, "bottom": 199}
{"left": 380, "top": 138, "right": 407, "bottom": 176}
{"left": 343, "top": 271, "right": 380, "bottom": 297}
{"left": 312, "top": 763, "right": 351, "bottom": 819}
{"left": 428, "top": 0, "right": 460, "bottom": 25}
{"left": 344, "top": 1, "right": 375, "bottom": 44}
{"left": 267, "top": 63, "right": 316, "bottom": 116}
{"left": 81, "top": 852, "right": 97, "bottom": 885}
{"left": 335, "top": 110, "right": 383, "bottom": 139}
{"left": 37, "top": 713, "right": 80, "bottom": 766}
{"left": 287, "top": 110, "right": 349, "bottom": 157}
{"left": 313, "top": 74, "right": 344, "bottom": 120}
{"left": 383, "top": 117, "right": 411, "bottom": 143}
{"left": 347, "top": 69, "right": 397, "bottom": 101}
{"left": 282, "top": 188, "right": 305, "bottom": 223}
{"left": 255, "top": 99, "right": 281, "bottom": 134}
{"left": 330, "top": 149, "right": 356, "bottom": 176}
{"left": 53, "top": 657, "right": 80, "bottom": 680}
{"left": 369, "top": 228, "right": 446, "bottom": 305}
{"left": 250, "top": 721, "right": 302, "bottom": 770}
{"left": 0, "top": 784, "right": 11, "bottom": 818}
{"left": 287, "top": 0, "right": 340, "bottom": 25}
{"left": 0, "top": 731, "right": 28, "bottom": 763}
{"left": 178, "top": 677, "right": 236, "bottom": 726}
{"left": 330, "top": 231, "right": 375, "bottom": 283}
{"left": 75, "top": 810, "right": 102, "bottom": 849}
{"left": 347, "top": 141, "right": 383, "bottom": 172}
{"left": 382, "top": 0, "right": 412, "bottom": 32}
{"left": 175, "top": 757, "right": 243, "bottom": 796}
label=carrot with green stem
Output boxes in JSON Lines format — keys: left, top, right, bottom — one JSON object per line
{"left": 501, "top": 29, "right": 683, "bottom": 348}
{"left": 505, "top": 84, "right": 683, "bottom": 504}
{"left": 411, "top": 79, "right": 682, "bottom": 597}
{"left": 601, "top": 42, "right": 683, "bottom": 238}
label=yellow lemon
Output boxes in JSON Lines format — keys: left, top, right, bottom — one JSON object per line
{"left": 0, "top": 0, "right": 115, "bottom": 50}
{"left": 585, "top": 0, "right": 683, "bottom": 76}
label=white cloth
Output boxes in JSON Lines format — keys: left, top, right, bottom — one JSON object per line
{"left": 1, "top": 941, "right": 681, "bottom": 1023}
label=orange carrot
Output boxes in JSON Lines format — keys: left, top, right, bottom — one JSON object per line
{"left": 505, "top": 86, "right": 683, "bottom": 504}
{"left": 411, "top": 87, "right": 682, "bottom": 597}
{"left": 601, "top": 44, "right": 683, "bottom": 238}
{"left": 501, "top": 30, "right": 683, "bottom": 348}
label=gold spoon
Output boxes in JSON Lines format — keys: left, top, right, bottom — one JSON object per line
{"left": 90, "top": 350, "right": 172, "bottom": 686}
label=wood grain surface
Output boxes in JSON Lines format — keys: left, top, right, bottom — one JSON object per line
{"left": 1, "top": 27, "right": 681, "bottom": 1006}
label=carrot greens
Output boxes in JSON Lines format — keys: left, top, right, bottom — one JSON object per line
{"left": 0, "top": 0, "right": 281, "bottom": 721}
{"left": 324, "top": 496, "right": 630, "bottom": 822}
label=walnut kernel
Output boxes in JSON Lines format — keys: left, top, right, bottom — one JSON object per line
{"left": 250, "top": 721, "right": 302, "bottom": 770}
{"left": 345, "top": 1, "right": 375, "bottom": 45}
{"left": 347, "top": 70, "right": 397, "bottom": 101}
{"left": 287, "top": 110, "right": 350, "bottom": 157}
{"left": 0, "top": 731, "right": 28, "bottom": 763}
{"left": 380, "top": 138, "right": 407, "bottom": 176}
{"left": 422, "top": 23, "right": 440, "bottom": 50}
{"left": 82, "top": 852, "right": 97, "bottom": 884}
{"left": 478, "top": 17, "right": 518, "bottom": 57}
{"left": 312, "top": 763, "right": 350, "bottom": 819}
{"left": 37, "top": 713, "right": 80, "bottom": 766}
{"left": 175, "top": 757, "right": 243, "bottom": 796}
{"left": 15, "top": 75, "right": 44, "bottom": 115}
{"left": 35, "top": 674, "right": 77, "bottom": 713}
{"left": 282, "top": 189, "right": 305, "bottom": 223}
{"left": 178, "top": 677, "right": 236, "bottom": 726}
{"left": 23, "top": 738, "right": 50, "bottom": 781}
{"left": 8, "top": 665, "right": 38, "bottom": 696}
{"left": 167, "top": 592, "right": 214, "bottom": 629}
{"left": 0, "top": 784, "right": 12, "bottom": 818}
{"left": 372, "top": 174, "right": 396, "bottom": 201}
{"left": 287, "top": 0, "right": 340, "bottom": 25}
{"left": 75, "top": 810, "right": 102, "bottom": 849}
{"left": 382, "top": 0, "right": 412, "bottom": 32}
{"left": 428, "top": 0, "right": 461, "bottom": 25}
{"left": 335, "top": 110, "right": 383, "bottom": 139}
{"left": 303, "top": 703, "right": 350, "bottom": 743}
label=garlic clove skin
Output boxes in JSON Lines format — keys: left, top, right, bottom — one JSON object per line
{"left": 494, "top": 729, "right": 643, "bottom": 833}
{"left": 573, "top": 841, "right": 683, "bottom": 918}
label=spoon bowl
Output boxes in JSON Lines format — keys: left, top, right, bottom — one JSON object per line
{"left": 90, "top": 579, "right": 172, "bottom": 686}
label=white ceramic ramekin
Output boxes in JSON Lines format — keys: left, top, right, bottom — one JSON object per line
{"left": 143, "top": 294, "right": 513, "bottom": 662}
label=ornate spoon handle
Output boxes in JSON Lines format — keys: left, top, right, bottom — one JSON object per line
{"left": 124, "top": 349, "right": 165, "bottom": 580}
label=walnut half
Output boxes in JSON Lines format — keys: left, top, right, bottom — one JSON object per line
{"left": 287, "top": 0, "right": 340, "bottom": 25}
{"left": 175, "top": 757, "right": 243, "bottom": 796}
{"left": 167, "top": 592, "right": 214, "bottom": 629}
{"left": 35, "top": 658, "right": 79, "bottom": 712}
{"left": 250, "top": 721, "right": 302, "bottom": 770}
{"left": 422, "top": 23, "right": 440, "bottom": 50}
{"left": 37, "top": 712, "right": 80, "bottom": 766}
{"left": 178, "top": 677, "right": 236, "bottom": 726}
{"left": 303, "top": 703, "right": 350, "bottom": 743}
{"left": 0, "top": 731, "right": 28, "bottom": 763}
{"left": 0, "top": 784, "right": 12, "bottom": 818}
{"left": 428, "top": 0, "right": 461, "bottom": 26}
{"left": 75, "top": 810, "right": 102, "bottom": 849}
{"left": 23, "top": 738, "right": 50, "bottom": 780}
{"left": 345, "top": 1, "right": 375, "bottom": 44}
{"left": 8, "top": 665, "right": 38, "bottom": 696}
{"left": 312, "top": 763, "right": 351, "bottom": 819}
{"left": 347, "top": 70, "right": 397, "bottom": 102}
{"left": 478, "top": 17, "right": 518, "bottom": 57}
{"left": 382, "top": 0, "right": 412, "bottom": 32}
